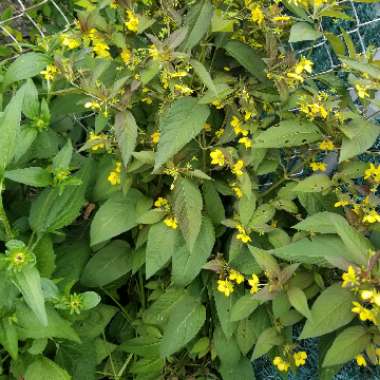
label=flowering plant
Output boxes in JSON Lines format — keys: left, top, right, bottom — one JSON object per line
{"left": 0, "top": 0, "right": 380, "bottom": 378}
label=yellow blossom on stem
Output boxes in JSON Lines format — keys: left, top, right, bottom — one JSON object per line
{"left": 215, "top": 128, "right": 225, "bottom": 138}
{"left": 107, "top": 161, "right": 122, "bottom": 186}
{"left": 93, "top": 40, "right": 111, "bottom": 58}
{"left": 295, "top": 57, "right": 313, "bottom": 74}
{"left": 84, "top": 100, "right": 101, "bottom": 111}
{"left": 273, "top": 15, "right": 291, "bottom": 22}
{"left": 229, "top": 269, "right": 244, "bottom": 284}
{"left": 217, "top": 279, "right": 234, "bottom": 297}
{"left": 352, "top": 302, "right": 376, "bottom": 323}
{"left": 363, "top": 210, "right": 380, "bottom": 224}
{"left": 231, "top": 184, "right": 243, "bottom": 198}
{"left": 151, "top": 131, "right": 160, "bottom": 145}
{"left": 293, "top": 351, "right": 307, "bottom": 367}
{"left": 40, "top": 64, "right": 58, "bottom": 81}
{"left": 310, "top": 162, "right": 326, "bottom": 172}
{"left": 88, "top": 131, "right": 107, "bottom": 152}
{"left": 251, "top": 5, "right": 265, "bottom": 25}
{"left": 61, "top": 34, "right": 80, "bottom": 49}
{"left": 248, "top": 274, "right": 259, "bottom": 294}
{"left": 364, "top": 163, "right": 380, "bottom": 183}
{"left": 341, "top": 266, "right": 359, "bottom": 288}
{"left": 236, "top": 224, "right": 251, "bottom": 244}
{"left": 125, "top": 10, "right": 139, "bottom": 33}
{"left": 154, "top": 197, "right": 168, "bottom": 208}
{"left": 319, "top": 139, "right": 335, "bottom": 151}
{"left": 174, "top": 84, "right": 193, "bottom": 95}
{"left": 334, "top": 200, "right": 350, "bottom": 208}
{"left": 231, "top": 116, "right": 248, "bottom": 136}
{"left": 355, "top": 84, "right": 369, "bottom": 99}
{"left": 273, "top": 356, "right": 289, "bottom": 372}
{"left": 210, "top": 149, "right": 225, "bottom": 166}
{"left": 239, "top": 136, "right": 252, "bottom": 149}
{"left": 232, "top": 160, "right": 244, "bottom": 176}
{"left": 164, "top": 216, "right": 178, "bottom": 229}
{"left": 356, "top": 354, "right": 367, "bottom": 367}
{"left": 121, "top": 48, "right": 132, "bottom": 64}
{"left": 360, "top": 289, "right": 374, "bottom": 301}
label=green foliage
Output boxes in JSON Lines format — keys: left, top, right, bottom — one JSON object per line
{"left": 0, "top": 0, "right": 379, "bottom": 378}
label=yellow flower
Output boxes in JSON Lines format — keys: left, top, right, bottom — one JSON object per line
{"left": 364, "top": 163, "right": 380, "bottom": 183}
{"left": 287, "top": 72, "right": 304, "bottom": 82}
{"left": 84, "top": 100, "right": 101, "bottom": 110}
{"left": 40, "top": 64, "right": 58, "bottom": 81}
{"left": 93, "top": 41, "right": 111, "bottom": 58}
{"left": 125, "top": 10, "right": 139, "bottom": 33}
{"left": 273, "top": 15, "right": 291, "bottom": 22}
{"left": 151, "top": 131, "right": 160, "bottom": 145}
{"left": 217, "top": 279, "right": 234, "bottom": 297}
{"left": 164, "top": 216, "right": 178, "bottom": 229}
{"left": 229, "top": 269, "right": 244, "bottom": 284}
{"left": 231, "top": 185, "right": 243, "bottom": 198}
{"left": 361, "top": 289, "right": 374, "bottom": 301}
{"left": 232, "top": 160, "right": 244, "bottom": 176}
{"left": 355, "top": 354, "right": 367, "bottom": 367}
{"left": 341, "top": 266, "right": 359, "bottom": 288}
{"left": 238, "top": 136, "right": 252, "bottom": 149}
{"left": 363, "top": 210, "right": 380, "bottom": 224}
{"left": 212, "top": 100, "right": 224, "bottom": 109}
{"left": 61, "top": 34, "right": 80, "bottom": 49}
{"left": 295, "top": 57, "right": 313, "bottom": 74}
{"left": 169, "top": 71, "right": 188, "bottom": 78}
{"left": 174, "top": 84, "right": 193, "bottom": 95}
{"left": 121, "top": 48, "right": 132, "bottom": 64}
{"left": 215, "top": 128, "right": 225, "bottom": 138}
{"left": 355, "top": 84, "right": 369, "bottom": 99}
{"left": 231, "top": 116, "right": 248, "bottom": 136}
{"left": 154, "top": 197, "right": 168, "bottom": 208}
{"left": 319, "top": 139, "right": 335, "bottom": 151}
{"left": 273, "top": 356, "right": 289, "bottom": 372}
{"left": 352, "top": 302, "right": 376, "bottom": 322}
{"left": 236, "top": 224, "right": 251, "bottom": 244}
{"left": 251, "top": 5, "right": 265, "bottom": 25}
{"left": 334, "top": 200, "right": 350, "bottom": 208}
{"left": 107, "top": 161, "right": 122, "bottom": 186}
{"left": 203, "top": 123, "right": 212, "bottom": 132}
{"left": 293, "top": 351, "right": 307, "bottom": 367}
{"left": 210, "top": 149, "right": 225, "bottom": 166}
{"left": 248, "top": 274, "right": 259, "bottom": 294}
{"left": 87, "top": 131, "right": 107, "bottom": 152}
{"left": 310, "top": 162, "right": 326, "bottom": 172}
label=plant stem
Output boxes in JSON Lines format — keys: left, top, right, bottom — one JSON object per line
{"left": 0, "top": 179, "right": 13, "bottom": 240}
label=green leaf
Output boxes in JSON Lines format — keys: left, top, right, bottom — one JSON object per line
{"left": 22, "top": 79, "right": 39, "bottom": 119}
{"left": 202, "top": 182, "right": 225, "bottom": 225}
{"left": 29, "top": 160, "right": 93, "bottom": 233}
{"left": 300, "top": 284, "right": 355, "bottom": 339}
{"left": 114, "top": 111, "right": 138, "bottom": 167}
{"left": 120, "top": 336, "right": 160, "bottom": 357}
{"left": 230, "top": 295, "right": 260, "bottom": 322}
{"left": 289, "top": 22, "right": 322, "bottom": 42}
{"left": 160, "top": 296, "right": 206, "bottom": 357}
{"left": 14, "top": 266, "right": 47, "bottom": 326}
{"left": 236, "top": 319, "right": 257, "bottom": 355}
{"left": 322, "top": 326, "right": 370, "bottom": 367}
{"left": 339, "top": 119, "right": 380, "bottom": 162}
{"left": 34, "top": 235, "right": 56, "bottom": 278}
{"left": 90, "top": 189, "right": 150, "bottom": 246}
{"left": 81, "top": 240, "right": 132, "bottom": 287}
{"left": 251, "top": 327, "right": 283, "bottom": 359}
{"left": 3, "top": 53, "right": 50, "bottom": 87}
{"left": 25, "top": 357, "right": 70, "bottom": 380}
{"left": 211, "top": 9, "right": 235, "bottom": 32}
{"left": 154, "top": 97, "right": 210, "bottom": 172}
{"left": 339, "top": 55, "right": 380, "bottom": 79}
{"left": 146, "top": 221, "right": 180, "bottom": 279}
{"left": 0, "top": 85, "right": 25, "bottom": 172}
{"left": 253, "top": 120, "right": 321, "bottom": 148}
{"left": 52, "top": 140, "right": 73, "bottom": 170}
{"left": 172, "top": 216, "right": 215, "bottom": 286}
{"left": 181, "top": 0, "right": 213, "bottom": 51}
{"left": 0, "top": 319, "right": 18, "bottom": 360}
{"left": 190, "top": 59, "right": 217, "bottom": 94}
{"left": 223, "top": 40, "right": 266, "bottom": 81}
{"left": 213, "top": 326, "right": 241, "bottom": 365}
{"left": 293, "top": 174, "right": 332, "bottom": 193}
{"left": 173, "top": 177, "right": 203, "bottom": 252}
{"left": 16, "top": 304, "right": 80, "bottom": 342}
{"left": 287, "top": 286, "right": 311, "bottom": 319}
{"left": 219, "top": 358, "right": 255, "bottom": 380}
{"left": 5, "top": 167, "right": 51, "bottom": 187}
{"left": 214, "top": 287, "right": 238, "bottom": 339}
{"left": 239, "top": 194, "right": 256, "bottom": 226}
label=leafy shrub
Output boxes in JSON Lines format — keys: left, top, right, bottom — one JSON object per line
{"left": 0, "top": 0, "right": 380, "bottom": 378}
